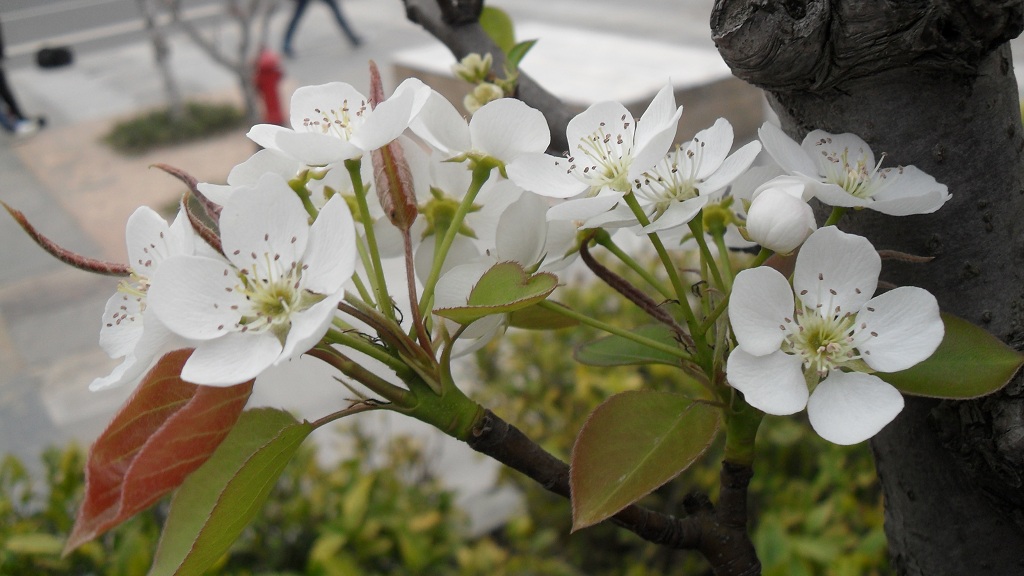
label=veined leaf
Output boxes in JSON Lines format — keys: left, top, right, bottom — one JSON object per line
{"left": 879, "top": 312, "right": 1024, "bottom": 399}
{"left": 65, "top": 350, "right": 253, "bottom": 553}
{"left": 575, "top": 324, "right": 682, "bottom": 366}
{"left": 506, "top": 39, "right": 537, "bottom": 70}
{"left": 149, "top": 408, "right": 312, "bottom": 576}
{"left": 434, "top": 261, "right": 558, "bottom": 325}
{"left": 570, "top": 391, "right": 720, "bottom": 531}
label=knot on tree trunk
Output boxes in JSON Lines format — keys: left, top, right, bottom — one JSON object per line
{"left": 710, "top": 0, "right": 1024, "bottom": 92}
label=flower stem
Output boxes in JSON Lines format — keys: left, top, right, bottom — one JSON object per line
{"left": 346, "top": 158, "right": 395, "bottom": 322}
{"left": 823, "top": 207, "right": 847, "bottom": 227}
{"left": 592, "top": 230, "right": 673, "bottom": 300}
{"left": 323, "top": 326, "right": 416, "bottom": 379}
{"left": 723, "top": 392, "right": 764, "bottom": 467}
{"left": 418, "top": 162, "right": 493, "bottom": 313}
{"left": 688, "top": 218, "right": 726, "bottom": 292}
{"left": 537, "top": 300, "right": 692, "bottom": 361}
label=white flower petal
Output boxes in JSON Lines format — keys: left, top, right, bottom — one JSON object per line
{"left": 699, "top": 140, "right": 762, "bottom": 193}
{"left": 220, "top": 173, "right": 310, "bottom": 273}
{"left": 729, "top": 266, "right": 795, "bottom": 356}
{"left": 469, "top": 98, "right": 550, "bottom": 161}
{"left": 91, "top": 313, "right": 183, "bottom": 391}
{"left": 350, "top": 80, "right": 426, "bottom": 151}
{"left": 869, "top": 165, "right": 951, "bottom": 216}
{"left": 301, "top": 194, "right": 356, "bottom": 294}
{"left": 409, "top": 90, "right": 471, "bottom": 156}
{"left": 803, "top": 130, "right": 875, "bottom": 173}
{"left": 691, "top": 118, "right": 734, "bottom": 181}
{"left": 758, "top": 122, "right": 817, "bottom": 176}
{"left": 182, "top": 331, "right": 282, "bottom": 386}
{"left": 641, "top": 195, "right": 709, "bottom": 234}
{"left": 547, "top": 192, "right": 623, "bottom": 222}
{"left": 506, "top": 153, "right": 589, "bottom": 199}
{"left": 726, "top": 348, "right": 808, "bottom": 415}
{"left": 496, "top": 191, "right": 548, "bottom": 264}
{"left": 856, "top": 286, "right": 943, "bottom": 372}
{"left": 793, "top": 227, "right": 879, "bottom": 314}
{"left": 279, "top": 290, "right": 344, "bottom": 362}
{"left": 744, "top": 188, "right": 816, "bottom": 254}
{"left": 274, "top": 130, "right": 361, "bottom": 166}
{"left": 567, "top": 101, "right": 633, "bottom": 150}
{"left": 149, "top": 256, "right": 248, "bottom": 340}
{"left": 805, "top": 181, "right": 872, "bottom": 208}
{"left": 807, "top": 371, "right": 904, "bottom": 445}
{"left": 633, "top": 84, "right": 679, "bottom": 152}
{"left": 99, "top": 291, "right": 144, "bottom": 359}
{"left": 288, "top": 82, "right": 367, "bottom": 133}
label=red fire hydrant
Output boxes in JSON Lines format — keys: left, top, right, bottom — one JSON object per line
{"left": 254, "top": 48, "right": 284, "bottom": 126}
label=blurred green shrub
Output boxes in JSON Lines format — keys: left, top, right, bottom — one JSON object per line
{"left": 103, "top": 101, "right": 245, "bottom": 155}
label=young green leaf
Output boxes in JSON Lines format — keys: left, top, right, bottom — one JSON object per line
{"left": 149, "top": 408, "right": 313, "bottom": 576}
{"left": 65, "top": 349, "right": 253, "bottom": 554}
{"left": 570, "top": 391, "right": 720, "bottom": 531}
{"left": 479, "top": 6, "right": 515, "bottom": 54}
{"left": 575, "top": 324, "right": 682, "bottom": 367}
{"left": 506, "top": 39, "right": 537, "bottom": 71}
{"left": 879, "top": 312, "right": 1024, "bottom": 399}
{"left": 434, "top": 261, "right": 558, "bottom": 325}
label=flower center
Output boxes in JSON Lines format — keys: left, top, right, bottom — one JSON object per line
{"left": 781, "top": 304, "right": 860, "bottom": 377}
{"left": 635, "top": 142, "right": 706, "bottom": 218}
{"left": 302, "top": 99, "right": 368, "bottom": 141}
{"left": 229, "top": 256, "right": 324, "bottom": 342}
{"left": 816, "top": 142, "right": 887, "bottom": 200}
{"left": 568, "top": 115, "right": 635, "bottom": 193}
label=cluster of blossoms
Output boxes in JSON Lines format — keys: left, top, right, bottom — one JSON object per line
{"left": 89, "top": 65, "right": 949, "bottom": 445}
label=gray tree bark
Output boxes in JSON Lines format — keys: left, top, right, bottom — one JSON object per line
{"left": 712, "top": 1, "right": 1024, "bottom": 574}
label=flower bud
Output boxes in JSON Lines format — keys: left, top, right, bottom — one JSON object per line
{"left": 463, "top": 82, "right": 504, "bottom": 114}
{"left": 452, "top": 53, "right": 493, "bottom": 84}
{"left": 744, "top": 187, "right": 816, "bottom": 254}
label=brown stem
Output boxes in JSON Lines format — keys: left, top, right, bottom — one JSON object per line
{"left": 466, "top": 409, "right": 761, "bottom": 575}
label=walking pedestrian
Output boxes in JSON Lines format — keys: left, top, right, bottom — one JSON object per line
{"left": 0, "top": 17, "right": 44, "bottom": 136}
{"left": 282, "top": 0, "right": 363, "bottom": 59}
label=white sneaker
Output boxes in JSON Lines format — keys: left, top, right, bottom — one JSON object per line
{"left": 14, "top": 119, "right": 38, "bottom": 136}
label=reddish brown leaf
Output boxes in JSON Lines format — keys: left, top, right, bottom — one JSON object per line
{"left": 64, "top": 349, "right": 253, "bottom": 553}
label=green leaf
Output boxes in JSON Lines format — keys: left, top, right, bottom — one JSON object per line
{"left": 506, "top": 39, "right": 537, "bottom": 70}
{"left": 575, "top": 324, "right": 682, "bottom": 366}
{"left": 507, "top": 301, "right": 579, "bottom": 330}
{"left": 479, "top": 6, "right": 515, "bottom": 54}
{"left": 5, "top": 533, "right": 65, "bottom": 556}
{"left": 570, "top": 391, "right": 720, "bottom": 530}
{"left": 149, "top": 408, "right": 312, "bottom": 576}
{"left": 879, "top": 313, "right": 1024, "bottom": 399}
{"left": 434, "top": 261, "right": 558, "bottom": 325}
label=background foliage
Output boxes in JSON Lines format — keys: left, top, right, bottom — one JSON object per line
{"left": 0, "top": 276, "right": 887, "bottom": 575}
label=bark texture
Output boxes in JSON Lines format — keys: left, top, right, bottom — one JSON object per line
{"left": 712, "top": 1, "right": 1024, "bottom": 573}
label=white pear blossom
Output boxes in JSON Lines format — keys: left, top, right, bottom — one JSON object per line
{"left": 149, "top": 173, "right": 356, "bottom": 386}
{"left": 726, "top": 226, "right": 944, "bottom": 444}
{"left": 409, "top": 92, "right": 549, "bottom": 165}
{"left": 759, "top": 122, "right": 950, "bottom": 216}
{"left": 744, "top": 186, "right": 816, "bottom": 254}
{"left": 507, "top": 85, "right": 682, "bottom": 225}
{"left": 632, "top": 118, "right": 761, "bottom": 234}
{"left": 248, "top": 79, "right": 429, "bottom": 166}
{"left": 91, "top": 207, "right": 202, "bottom": 391}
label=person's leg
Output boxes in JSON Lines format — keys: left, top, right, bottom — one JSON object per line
{"left": 0, "top": 67, "right": 27, "bottom": 121}
{"left": 322, "top": 0, "right": 362, "bottom": 46}
{"left": 282, "top": 0, "right": 311, "bottom": 57}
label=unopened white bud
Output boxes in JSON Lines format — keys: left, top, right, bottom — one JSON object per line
{"left": 745, "top": 186, "right": 817, "bottom": 254}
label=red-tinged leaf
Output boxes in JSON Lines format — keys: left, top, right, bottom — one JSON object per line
{"left": 570, "top": 391, "right": 720, "bottom": 531}
{"left": 369, "top": 61, "right": 418, "bottom": 231}
{"left": 65, "top": 349, "right": 253, "bottom": 553}
{"left": 2, "top": 201, "right": 129, "bottom": 276}
{"left": 149, "top": 408, "right": 313, "bottom": 576}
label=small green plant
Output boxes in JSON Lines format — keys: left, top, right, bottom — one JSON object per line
{"left": 103, "top": 101, "right": 246, "bottom": 155}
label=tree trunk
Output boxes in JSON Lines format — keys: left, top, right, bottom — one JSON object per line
{"left": 711, "top": 1, "right": 1024, "bottom": 573}
{"left": 136, "top": 0, "right": 185, "bottom": 119}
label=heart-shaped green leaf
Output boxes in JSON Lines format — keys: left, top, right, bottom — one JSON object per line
{"left": 435, "top": 261, "right": 558, "bottom": 325}
{"left": 879, "top": 312, "right": 1024, "bottom": 399}
{"left": 570, "top": 391, "right": 720, "bottom": 531}
{"left": 149, "top": 408, "right": 312, "bottom": 576}
{"left": 575, "top": 324, "right": 682, "bottom": 366}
